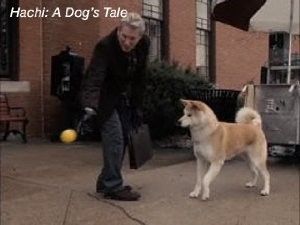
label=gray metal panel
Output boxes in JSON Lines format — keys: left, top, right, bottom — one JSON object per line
{"left": 254, "top": 84, "right": 300, "bottom": 145}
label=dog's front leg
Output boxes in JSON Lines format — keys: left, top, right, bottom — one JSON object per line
{"left": 201, "top": 161, "right": 224, "bottom": 201}
{"left": 190, "top": 156, "right": 208, "bottom": 198}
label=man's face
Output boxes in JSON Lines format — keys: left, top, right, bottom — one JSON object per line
{"left": 117, "top": 25, "right": 142, "bottom": 52}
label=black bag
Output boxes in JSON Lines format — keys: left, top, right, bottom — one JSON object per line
{"left": 128, "top": 124, "right": 153, "bottom": 169}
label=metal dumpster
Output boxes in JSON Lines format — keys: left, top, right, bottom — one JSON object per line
{"left": 254, "top": 84, "right": 300, "bottom": 146}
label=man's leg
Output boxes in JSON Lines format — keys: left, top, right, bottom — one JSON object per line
{"left": 97, "top": 110, "right": 124, "bottom": 193}
{"left": 96, "top": 110, "right": 140, "bottom": 201}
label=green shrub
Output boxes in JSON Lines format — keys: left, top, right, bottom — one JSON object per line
{"left": 143, "top": 61, "right": 214, "bottom": 139}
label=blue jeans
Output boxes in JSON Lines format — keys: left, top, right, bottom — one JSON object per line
{"left": 96, "top": 109, "right": 129, "bottom": 193}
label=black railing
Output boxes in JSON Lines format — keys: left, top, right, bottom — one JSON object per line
{"left": 185, "top": 89, "right": 240, "bottom": 122}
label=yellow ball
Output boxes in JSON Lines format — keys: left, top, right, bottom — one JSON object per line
{"left": 60, "top": 129, "right": 77, "bottom": 143}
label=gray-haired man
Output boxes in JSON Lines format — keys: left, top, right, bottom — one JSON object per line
{"left": 80, "top": 13, "right": 150, "bottom": 201}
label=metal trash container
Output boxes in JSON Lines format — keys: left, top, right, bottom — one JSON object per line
{"left": 254, "top": 84, "right": 300, "bottom": 146}
{"left": 185, "top": 89, "right": 240, "bottom": 122}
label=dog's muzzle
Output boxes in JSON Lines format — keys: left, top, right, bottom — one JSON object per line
{"left": 176, "top": 120, "right": 182, "bottom": 127}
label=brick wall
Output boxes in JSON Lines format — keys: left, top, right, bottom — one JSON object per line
{"left": 7, "top": 0, "right": 44, "bottom": 137}
{"left": 215, "top": 22, "right": 269, "bottom": 90}
{"left": 168, "top": 0, "right": 196, "bottom": 68}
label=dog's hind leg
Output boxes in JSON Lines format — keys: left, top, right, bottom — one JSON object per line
{"left": 201, "top": 161, "right": 224, "bottom": 200}
{"left": 246, "top": 162, "right": 259, "bottom": 187}
{"left": 189, "top": 156, "right": 208, "bottom": 198}
{"left": 248, "top": 148, "right": 270, "bottom": 196}
{"left": 244, "top": 154, "right": 259, "bottom": 188}
{"left": 255, "top": 161, "right": 270, "bottom": 196}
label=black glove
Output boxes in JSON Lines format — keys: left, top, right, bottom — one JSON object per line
{"left": 76, "top": 107, "right": 97, "bottom": 136}
{"left": 84, "top": 107, "right": 97, "bottom": 117}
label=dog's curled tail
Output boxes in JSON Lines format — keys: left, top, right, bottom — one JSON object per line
{"left": 235, "top": 107, "right": 262, "bottom": 127}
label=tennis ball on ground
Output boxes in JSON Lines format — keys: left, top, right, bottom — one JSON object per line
{"left": 60, "top": 129, "right": 77, "bottom": 143}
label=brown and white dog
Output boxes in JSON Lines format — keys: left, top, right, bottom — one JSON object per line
{"left": 178, "top": 99, "right": 270, "bottom": 200}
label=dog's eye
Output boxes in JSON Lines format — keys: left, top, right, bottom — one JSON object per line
{"left": 187, "top": 114, "right": 192, "bottom": 117}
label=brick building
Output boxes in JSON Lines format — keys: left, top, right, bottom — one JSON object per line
{"left": 1, "top": 0, "right": 299, "bottom": 137}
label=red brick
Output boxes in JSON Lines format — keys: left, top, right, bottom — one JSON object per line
{"left": 168, "top": 0, "right": 196, "bottom": 68}
{"left": 215, "top": 23, "right": 269, "bottom": 90}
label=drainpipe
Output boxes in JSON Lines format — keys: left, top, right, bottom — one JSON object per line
{"left": 287, "top": 0, "right": 294, "bottom": 84}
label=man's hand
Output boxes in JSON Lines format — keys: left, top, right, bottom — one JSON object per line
{"left": 84, "top": 107, "right": 97, "bottom": 117}
{"left": 76, "top": 107, "right": 97, "bottom": 136}
{"left": 81, "top": 107, "right": 97, "bottom": 123}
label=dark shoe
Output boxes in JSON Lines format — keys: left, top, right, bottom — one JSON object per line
{"left": 97, "top": 185, "right": 132, "bottom": 193}
{"left": 104, "top": 189, "right": 141, "bottom": 201}
{"left": 123, "top": 185, "right": 132, "bottom": 191}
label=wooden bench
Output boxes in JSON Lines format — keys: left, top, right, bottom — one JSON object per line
{"left": 0, "top": 93, "right": 29, "bottom": 143}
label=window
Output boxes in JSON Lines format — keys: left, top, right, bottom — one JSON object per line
{"left": 269, "top": 32, "right": 289, "bottom": 66}
{"left": 0, "top": 0, "right": 18, "bottom": 80}
{"left": 143, "top": 0, "right": 163, "bottom": 61}
{"left": 196, "top": 0, "right": 211, "bottom": 80}
{"left": 267, "top": 32, "right": 300, "bottom": 84}
{"left": 196, "top": 29, "right": 209, "bottom": 79}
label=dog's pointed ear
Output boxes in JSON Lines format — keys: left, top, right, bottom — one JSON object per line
{"left": 180, "top": 99, "right": 190, "bottom": 106}
{"left": 190, "top": 101, "right": 205, "bottom": 111}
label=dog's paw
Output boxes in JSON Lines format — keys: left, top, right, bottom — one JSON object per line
{"left": 260, "top": 189, "right": 269, "bottom": 196}
{"left": 201, "top": 194, "right": 210, "bottom": 201}
{"left": 189, "top": 191, "right": 200, "bottom": 198}
{"left": 245, "top": 181, "right": 256, "bottom": 188}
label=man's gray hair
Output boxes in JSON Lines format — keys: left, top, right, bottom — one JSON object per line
{"left": 120, "top": 12, "right": 146, "bottom": 34}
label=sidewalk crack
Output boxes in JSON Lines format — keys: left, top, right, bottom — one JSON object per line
{"left": 62, "top": 190, "right": 73, "bottom": 225}
{"left": 87, "top": 192, "right": 146, "bottom": 225}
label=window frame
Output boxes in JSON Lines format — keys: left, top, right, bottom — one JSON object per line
{"left": 142, "top": 0, "right": 164, "bottom": 61}
{"left": 195, "top": 0, "right": 214, "bottom": 81}
{"left": 196, "top": 29, "right": 210, "bottom": 80}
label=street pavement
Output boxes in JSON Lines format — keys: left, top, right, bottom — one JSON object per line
{"left": 0, "top": 138, "right": 299, "bottom": 225}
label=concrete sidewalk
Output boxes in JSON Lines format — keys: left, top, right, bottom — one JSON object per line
{"left": 1, "top": 139, "right": 299, "bottom": 225}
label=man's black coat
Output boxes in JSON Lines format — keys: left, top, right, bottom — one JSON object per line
{"left": 80, "top": 28, "right": 150, "bottom": 126}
